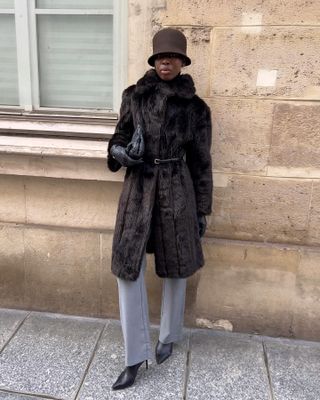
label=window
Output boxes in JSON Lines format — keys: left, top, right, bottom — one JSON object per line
{"left": 0, "top": 0, "right": 127, "bottom": 115}
{"left": 0, "top": 1, "right": 19, "bottom": 106}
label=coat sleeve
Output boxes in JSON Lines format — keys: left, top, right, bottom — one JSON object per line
{"left": 186, "top": 99, "right": 213, "bottom": 216}
{"left": 107, "top": 85, "right": 135, "bottom": 172}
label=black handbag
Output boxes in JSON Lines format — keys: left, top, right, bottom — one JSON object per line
{"left": 126, "top": 124, "right": 145, "bottom": 160}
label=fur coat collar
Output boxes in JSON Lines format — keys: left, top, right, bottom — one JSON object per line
{"left": 134, "top": 69, "right": 196, "bottom": 100}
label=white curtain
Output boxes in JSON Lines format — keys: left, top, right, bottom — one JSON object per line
{"left": 37, "top": 14, "right": 113, "bottom": 109}
{"left": 0, "top": 14, "right": 19, "bottom": 106}
{"left": 0, "top": 0, "right": 14, "bottom": 8}
{"left": 37, "top": 0, "right": 113, "bottom": 9}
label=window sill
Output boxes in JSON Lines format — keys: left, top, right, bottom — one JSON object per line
{"left": 0, "top": 134, "right": 125, "bottom": 182}
{"left": 0, "top": 114, "right": 117, "bottom": 140}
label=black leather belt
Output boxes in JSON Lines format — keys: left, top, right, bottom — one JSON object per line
{"left": 154, "top": 157, "right": 181, "bottom": 165}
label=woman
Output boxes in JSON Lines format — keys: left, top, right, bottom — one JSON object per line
{"left": 107, "top": 28, "right": 213, "bottom": 390}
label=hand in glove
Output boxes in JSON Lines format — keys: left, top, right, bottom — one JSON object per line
{"left": 110, "top": 124, "right": 145, "bottom": 168}
{"left": 198, "top": 213, "right": 207, "bottom": 238}
{"left": 126, "top": 124, "right": 145, "bottom": 160}
{"left": 110, "top": 144, "right": 143, "bottom": 167}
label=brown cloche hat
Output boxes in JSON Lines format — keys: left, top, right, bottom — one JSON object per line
{"left": 148, "top": 28, "right": 191, "bottom": 67}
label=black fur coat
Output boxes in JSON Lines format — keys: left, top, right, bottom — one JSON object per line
{"left": 107, "top": 69, "right": 212, "bottom": 281}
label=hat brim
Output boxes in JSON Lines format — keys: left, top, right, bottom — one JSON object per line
{"left": 148, "top": 53, "right": 191, "bottom": 67}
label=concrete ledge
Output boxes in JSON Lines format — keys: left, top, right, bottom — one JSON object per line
{"left": 0, "top": 135, "right": 108, "bottom": 159}
{"left": 0, "top": 116, "right": 116, "bottom": 139}
{"left": 0, "top": 136, "right": 125, "bottom": 182}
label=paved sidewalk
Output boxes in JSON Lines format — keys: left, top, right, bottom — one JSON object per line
{"left": 0, "top": 308, "right": 319, "bottom": 400}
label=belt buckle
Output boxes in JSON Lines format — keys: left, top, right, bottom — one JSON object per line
{"left": 154, "top": 158, "right": 160, "bottom": 165}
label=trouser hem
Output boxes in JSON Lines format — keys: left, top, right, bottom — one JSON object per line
{"left": 158, "top": 335, "right": 184, "bottom": 344}
{"left": 126, "top": 347, "right": 154, "bottom": 367}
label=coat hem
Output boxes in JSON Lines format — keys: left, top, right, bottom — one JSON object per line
{"left": 112, "top": 262, "right": 205, "bottom": 281}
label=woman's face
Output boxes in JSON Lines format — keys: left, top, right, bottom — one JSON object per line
{"left": 154, "top": 53, "right": 184, "bottom": 81}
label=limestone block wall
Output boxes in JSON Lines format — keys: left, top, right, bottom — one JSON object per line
{"left": 127, "top": 0, "right": 320, "bottom": 340}
{"left": 0, "top": 176, "right": 118, "bottom": 317}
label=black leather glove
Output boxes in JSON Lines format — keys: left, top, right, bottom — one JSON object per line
{"left": 126, "top": 124, "right": 145, "bottom": 160}
{"left": 198, "top": 214, "right": 207, "bottom": 238}
{"left": 110, "top": 145, "right": 143, "bottom": 167}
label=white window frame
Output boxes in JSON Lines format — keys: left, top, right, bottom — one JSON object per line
{"left": 0, "top": 0, "right": 127, "bottom": 116}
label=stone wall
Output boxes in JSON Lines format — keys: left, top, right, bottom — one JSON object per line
{"left": 1, "top": 0, "right": 319, "bottom": 341}
{"left": 127, "top": 0, "right": 320, "bottom": 340}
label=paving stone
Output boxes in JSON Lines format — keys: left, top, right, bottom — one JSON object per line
{"left": 0, "top": 312, "right": 105, "bottom": 400}
{"left": 77, "top": 320, "right": 188, "bottom": 400}
{"left": 0, "top": 392, "right": 47, "bottom": 400}
{"left": 0, "top": 309, "right": 28, "bottom": 352}
{"left": 265, "top": 340, "right": 320, "bottom": 400}
{"left": 187, "top": 331, "right": 270, "bottom": 400}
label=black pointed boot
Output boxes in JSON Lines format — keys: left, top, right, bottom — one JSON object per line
{"left": 112, "top": 360, "right": 148, "bottom": 391}
{"left": 155, "top": 340, "right": 173, "bottom": 364}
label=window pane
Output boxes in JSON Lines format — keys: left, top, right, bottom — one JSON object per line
{"left": 36, "top": 0, "right": 113, "bottom": 9}
{"left": 0, "top": 0, "right": 14, "bottom": 8}
{"left": 38, "top": 15, "right": 113, "bottom": 109}
{"left": 0, "top": 15, "right": 19, "bottom": 106}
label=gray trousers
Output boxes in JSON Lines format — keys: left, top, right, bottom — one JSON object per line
{"left": 117, "top": 254, "right": 187, "bottom": 366}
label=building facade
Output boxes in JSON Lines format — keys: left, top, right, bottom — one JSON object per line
{"left": 0, "top": 0, "right": 320, "bottom": 340}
